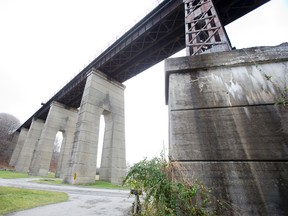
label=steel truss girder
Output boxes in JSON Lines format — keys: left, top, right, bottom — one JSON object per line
{"left": 20, "top": 0, "right": 270, "bottom": 129}
{"left": 98, "top": 7, "right": 185, "bottom": 81}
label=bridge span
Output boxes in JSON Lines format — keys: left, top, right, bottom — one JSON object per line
{"left": 21, "top": 0, "right": 269, "bottom": 129}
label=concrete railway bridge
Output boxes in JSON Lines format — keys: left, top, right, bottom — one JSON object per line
{"left": 10, "top": 1, "right": 288, "bottom": 214}
{"left": 10, "top": 0, "right": 288, "bottom": 215}
{"left": 10, "top": 0, "right": 271, "bottom": 185}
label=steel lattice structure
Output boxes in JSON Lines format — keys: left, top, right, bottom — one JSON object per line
{"left": 184, "top": 0, "right": 231, "bottom": 55}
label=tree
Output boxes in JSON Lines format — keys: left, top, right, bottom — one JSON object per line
{"left": 0, "top": 113, "right": 20, "bottom": 140}
{"left": 0, "top": 113, "right": 20, "bottom": 166}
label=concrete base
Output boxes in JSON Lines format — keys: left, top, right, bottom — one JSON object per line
{"left": 165, "top": 43, "right": 288, "bottom": 215}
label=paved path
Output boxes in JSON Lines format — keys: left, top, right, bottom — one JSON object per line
{"left": 0, "top": 178, "right": 133, "bottom": 216}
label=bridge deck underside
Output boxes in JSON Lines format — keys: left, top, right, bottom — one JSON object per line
{"left": 21, "top": 0, "right": 269, "bottom": 129}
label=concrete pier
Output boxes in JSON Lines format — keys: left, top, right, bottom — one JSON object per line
{"left": 64, "top": 69, "right": 126, "bottom": 185}
{"left": 9, "top": 128, "right": 28, "bottom": 167}
{"left": 165, "top": 43, "right": 288, "bottom": 215}
{"left": 14, "top": 118, "right": 44, "bottom": 173}
{"left": 29, "top": 102, "right": 78, "bottom": 177}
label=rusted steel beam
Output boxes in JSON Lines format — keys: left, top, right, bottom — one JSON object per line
{"left": 184, "top": 0, "right": 231, "bottom": 56}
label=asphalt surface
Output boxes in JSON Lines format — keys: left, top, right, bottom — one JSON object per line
{"left": 0, "top": 178, "right": 134, "bottom": 216}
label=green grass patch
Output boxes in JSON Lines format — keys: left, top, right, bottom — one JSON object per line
{"left": 0, "top": 170, "right": 56, "bottom": 179}
{"left": 34, "top": 178, "right": 129, "bottom": 190}
{"left": 0, "top": 170, "right": 127, "bottom": 189}
{"left": 83, "top": 180, "right": 129, "bottom": 189}
{"left": 0, "top": 170, "right": 28, "bottom": 179}
{"left": 0, "top": 186, "right": 68, "bottom": 215}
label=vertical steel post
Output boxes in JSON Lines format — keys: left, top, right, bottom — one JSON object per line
{"left": 184, "top": 0, "right": 231, "bottom": 56}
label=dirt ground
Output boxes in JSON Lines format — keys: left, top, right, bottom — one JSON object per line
{"left": 0, "top": 162, "right": 14, "bottom": 170}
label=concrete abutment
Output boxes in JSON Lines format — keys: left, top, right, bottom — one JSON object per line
{"left": 165, "top": 43, "right": 288, "bottom": 215}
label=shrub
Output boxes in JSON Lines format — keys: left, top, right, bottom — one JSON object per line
{"left": 123, "top": 156, "right": 220, "bottom": 216}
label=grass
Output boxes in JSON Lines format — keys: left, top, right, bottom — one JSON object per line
{"left": 83, "top": 180, "right": 129, "bottom": 189}
{"left": 0, "top": 170, "right": 129, "bottom": 215}
{"left": 0, "top": 170, "right": 56, "bottom": 179}
{"left": 0, "top": 186, "right": 68, "bottom": 215}
{"left": 0, "top": 170, "right": 129, "bottom": 189}
{"left": 34, "top": 178, "right": 129, "bottom": 189}
{"left": 0, "top": 170, "right": 28, "bottom": 178}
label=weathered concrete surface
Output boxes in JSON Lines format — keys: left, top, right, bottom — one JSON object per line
{"left": 165, "top": 43, "right": 288, "bottom": 215}
{"left": 173, "top": 162, "right": 288, "bottom": 215}
{"left": 14, "top": 119, "right": 44, "bottom": 173}
{"left": 170, "top": 106, "right": 288, "bottom": 160}
{"left": 64, "top": 69, "right": 126, "bottom": 185}
{"left": 9, "top": 128, "right": 28, "bottom": 167}
{"left": 29, "top": 102, "right": 78, "bottom": 177}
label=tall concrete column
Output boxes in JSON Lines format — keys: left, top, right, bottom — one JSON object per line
{"left": 15, "top": 118, "right": 44, "bottom": 173}
{"left": 29, "top": 101, "right": 78, "bottom": 177}
{"left": 55, "top": 109, "right": 78, "bottom": 178}
{"left": 9, "top": 128, "right": 28, "bottom": 167}
{"left": 100, "top": 110, "right": 126, "bottom": 183}
{"left": 165, "top": 43, "right": 288, "bottom": 215}
{"left": 64, "top": 68, "right": 126, "bottom": 185}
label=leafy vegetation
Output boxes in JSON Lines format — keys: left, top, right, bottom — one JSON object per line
{"left": 264, "top": 73, "right": 288, "bottom": 107}
{"left": 0, "top": 186, "right": 68, "bottom": 215}
{"left": 123, "top": 156, "right": 224, "bottom": 216}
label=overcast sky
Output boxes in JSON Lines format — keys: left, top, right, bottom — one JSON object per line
{"left": 0, "top": 0, "right": 287, "bottom": 165}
